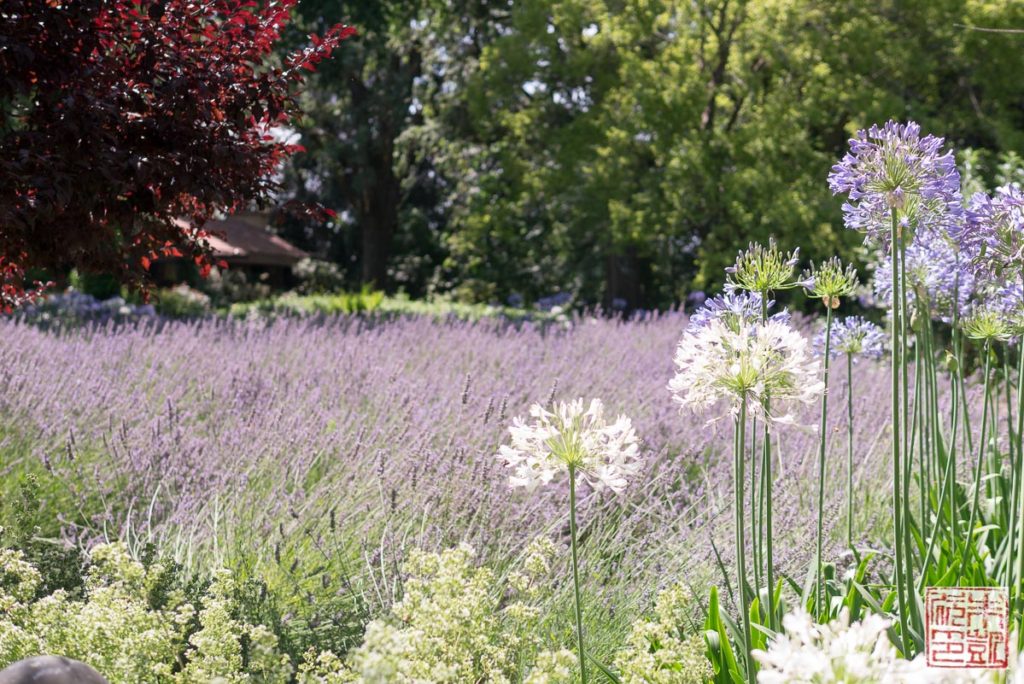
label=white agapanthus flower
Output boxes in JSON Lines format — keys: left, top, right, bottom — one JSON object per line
{"left": 497, "top": 398, "right": 641, "bottom": 493}
{"left": 754, "top": 609, "right": 916, "bottom": 683}
{"left": 669, "top": 317, "right": 824, "bottom": 423}
{"left": 754, "top": 609, "right": 1023, "bottom": 684}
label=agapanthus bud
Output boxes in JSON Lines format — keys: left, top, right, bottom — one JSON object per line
{"left": 802, "top": 257, "right": 859, "bottom": 303}
{"left": 725, "top": 238, "right": 801, "bottom": 294}
{"left": 962, "top": 307, "right": 1011, "bottom": 342}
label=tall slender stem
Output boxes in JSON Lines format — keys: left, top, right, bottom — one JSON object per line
{"left": 962, "top": 341, "right": 993, "bottom": 578}
{"left": 1010, "top": 342, "right": 1024, "bottom": 599}
{"left": 890, "top": 212, "right": 910, "bottom": 654}
{"left": 847, "top": 352, "right": 855, "bottom": 549}
{"left": 735, "top": 398, "right": 754, "bottom": 682}
{"left": 815, "top": 305, "right": 834, "bottom": 618}
{"left": 568, "top": 466, "right": 588, "bottom": 684}
{"left": 898, "top": 231, "right": 920, "bottom": 641}
{"left": 760, "top": 296, "right": 776, "bottom": 631}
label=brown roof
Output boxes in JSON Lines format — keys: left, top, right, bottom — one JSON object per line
{"left": 175, "top": 214, "right": 308, "bottom": 267}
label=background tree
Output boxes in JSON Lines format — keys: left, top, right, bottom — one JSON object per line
{"left": 277, "top": 0, "right": 1022, "bottom": 310}
{"left": 0, "top": 0, "right": 352, "bottom": 308}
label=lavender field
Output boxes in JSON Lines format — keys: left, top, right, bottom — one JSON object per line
{"left": 0, "top": 313, "right": 898, "bottom": 659}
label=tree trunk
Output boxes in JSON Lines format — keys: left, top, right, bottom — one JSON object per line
{"left": 358, "top": 155, "right": 400, "bottom": 290}
{"left": 605, "top": 247, "right": 644, "bottom": 312}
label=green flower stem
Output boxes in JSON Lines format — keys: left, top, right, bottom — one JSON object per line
{"left": 815, "top": 304, "right": 833, "bottom": 618}
{"left": 567, "top": 465, "right": 588, "bottom": 684}
{"left": 760, "top": 295, "right": 776, "bottom": 631}
{"left": 735, "top": 397, "right": 755, "bottom": 682}
{"left": 962, "top": 340, "right": 993, "bottom": 578}
{"left": 1009, "top": 342, "right": 1024, "bottom": 600}
{"left": 890, "top": 212, "right": 910, "bottom": 655}
{"left": 751, "top": 413, "right": 762, "bottom": 605}
{"left": 847, "top": 352, "right": 855, "bottom": 549}
{"left": 898, "top": 234, "right": 921, "bottom": 642}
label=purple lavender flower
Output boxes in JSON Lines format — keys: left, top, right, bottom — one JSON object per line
{"left": 872, "top": 226, "right": 974, "bottom": 323}
{"left": 687, "top": 291, "right": 789, "bottom": 332}
{"left": 814, "top": 316, "right": 885, "bottom": 361}
{"left": 828, "top": 120, "right": 964, "bottom": 247}
{"left": 964, "top": 184, "right": 1024, "bottom": 283}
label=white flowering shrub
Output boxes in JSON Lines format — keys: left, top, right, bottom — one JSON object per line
{"left": 177, "top": 568, "right": 293, "bottom": 683}
{"left": 341, "top": 538, "right": 557, "bottom": 683}
{"left": 522, "top": 649, "right": 577, "bottom": 684}
{"left": 0, "top": 543, "right": 190, "bottom": 682}
{"left": 0, "top": 543, "right": 301, "bottom": 683}
{"left": 613, "top": 584, "right": 712, "bottom": 684}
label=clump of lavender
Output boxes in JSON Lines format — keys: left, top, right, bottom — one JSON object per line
{"left": 828, "top": 120, "right": 964, "bottom": 248}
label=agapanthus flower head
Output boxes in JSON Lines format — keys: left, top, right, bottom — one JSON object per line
{"left": 753, "top": 609, "right": 925, "bottom": 683}
{"left": 814, "top": 316, "right": 885, "bottom": 360}
{"left": 873, "top": 226, "right": 974, "bottom": 323}
{"left": 497, "top": 398, "right": 642, "bottom": 494}
{"left": 828, "top": 120, "right": 964, "bottom": 248}
{"left": 802, "top": 257, "right": 859, "bottom": 306}
{"left": 687, "top": 291, "right": 789, "bottom": 333}
{"left": 993, "top": 282, "right": 1024, "bottom": 334}
{"left": 964, "top": 184, "right": 1024, "bottom": 282}
{"left": 725, "top": 238, "right": 801, "bottom": 294}
{"left": 669, "top": 317, "right": 824, "bottom": 424}
{"left": 961, "top": 306, "right": 1012, "bottom": 343}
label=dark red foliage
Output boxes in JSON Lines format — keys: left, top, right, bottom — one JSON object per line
{"left": 0, "top": 0, "right": 354, "bottom": 306}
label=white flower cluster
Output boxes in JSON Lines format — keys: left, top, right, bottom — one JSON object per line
{"left": 670, "top": 318, "right": 823, "bottom": 423}
{"left": 614, "top": 584, "right": 712, "bottom": 684}
{"left": 754, "top": 608, "right": 1024, "bottom": 683}
{"left": 498, "top": 398, "right": 642, "bottom": 493}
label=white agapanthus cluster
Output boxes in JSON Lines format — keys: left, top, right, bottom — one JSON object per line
{"left": 669, "top": 317, "right": 824, "bottom": 423}
{"left": 498, "top": 398, "right": 642, "bottom": 493}
{"left": 754, "top": 609, "right": 1022, "bottom": 684}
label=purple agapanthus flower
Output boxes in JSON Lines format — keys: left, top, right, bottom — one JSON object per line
{"left": 873, "top": 226, "right": 974, "bottom": 323}
{"left": 687, "top": 291, "right": 789, "bottom": 332}
{"left": 828, "top": 120, "right": 964, "bottom": 248}
{"left": 963, "top": 184, "right": 1024, "bottom": 282}
{"left": 992, "top": 282, "right": 1024, "bottom": 332}
{"left": 814, "top": 316, "right": 886, "bottom": 360}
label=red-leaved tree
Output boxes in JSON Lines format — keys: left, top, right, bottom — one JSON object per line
{"left": 0, "top": 0, "right": 354, "bottom": 309}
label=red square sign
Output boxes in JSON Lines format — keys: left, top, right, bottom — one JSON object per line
{"left": 926, "top": 587, "right": 1009, "bottom": 669}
